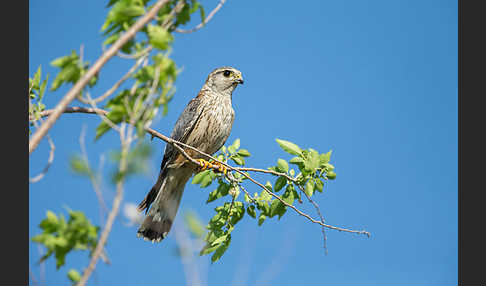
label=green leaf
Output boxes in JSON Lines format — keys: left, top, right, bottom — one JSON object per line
{"left": 69, "top": 155, "right": 91, "bottom": 176}
{"left": 33, "top": 66, "right": 42, "bottom": 88}
{"left": 276, "top": 139, "right": 302, "bottom": 155}
{"left": 210, "top": 234, "right": 228, "bottom": 246}
{"left": 32, "top": 209, "right": 99, "bottom": 270}
{"left": 289, "top": 156, "right": 304, "bottom": 165}
{"left": 274, "top": 176, "right": 287, "bottom": 192}
{"left": 67, "top": 269, "right": 81, "bottom": 283}
{"left": 192, "top": 170, "right": 210, "bottom": 184}
{"left": 206, "top": 183, "right": 230, "bottom": 203}
{"left": 260, "top": 187, "right": 272, "bottom": 202}
{"left": 95, "top": 121, "right": 112, "bottom": 140}
{"left": 232, "top": 138, "right": 240, "bottom": 150}
{"left": 200, "top": 176, "right": 213, "bottom": 188}
{"left": 237, "top": 149, "right": 251, "bottom": 157}
{"left": 303, "top": 150, "right": 320, "bottom": 173}
{"left": 231, "top": 156, "right": 245, "bottom": 166}
{"left": 277, "top": 158, "right": 289, "bottom": 173}
{"left": 315, "top": 179, "right": 324, "bottom": 192}
{"left": 211, "top": 239, "right": 230, "bottom": 263}
{"left": 305, "top": 180, "right": 314, "bottom": 197}
{"left": 46, "top": 210, "right": 58, "bottom": 223}
{"left": 326, "top": 171, "right": 337, "bottom": 180}
{"left": 147, "top": 24, "right": 173, "bottom": 50}
{"left": 320, "top": 150, "right": 332, "bottom": 165}
{"left": 258, "top": 214, "right": 266, "bottom": 226}
{"left": 270, "top": 199, "right": 286, "bottom": 218}
{"left": 39, "top": 75, "right": 49, "bottom": 99}
{"left": 199, "top": 243, "right": 220, "bottom": 256}
{"left": 247, "top": 205, "right": 256, "bottom": 218}
{"left": 282, "top": 185, "right": 295, "bottom": 205}
{"left": 199, "top": 4, "right": 206, "bottom": 24}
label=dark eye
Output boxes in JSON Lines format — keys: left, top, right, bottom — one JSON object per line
{"left": 223, "top": 70, "right": 231, "bottom": 77}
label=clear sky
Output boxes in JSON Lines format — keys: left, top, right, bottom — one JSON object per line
{"left": 29, "top": 0, "right": 457, "bottom": 285}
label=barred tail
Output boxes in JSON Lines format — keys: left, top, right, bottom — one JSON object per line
{"left": 137, "top": 168, "right": 192, "bottom": 242}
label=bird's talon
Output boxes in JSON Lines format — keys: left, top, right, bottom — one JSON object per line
{"left": 210, "top": 162, "right": 228, "bottom": 175}
{"left": 197, "top": 159, "right": 211, "bottom": 171}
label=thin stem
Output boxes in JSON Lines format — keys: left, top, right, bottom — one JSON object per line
{"left": 29, "top": 134, "right": 55, "bottom": 183}
{"left": 34, "top": 106, "right": 371, "bottom": 238}
{"left": 175, "top": 0, "right": 227, "bottom": 34}
{"left": 78, "top": 53, "right": 149, "bottom": 104}
{"left": 77, "top": 126, "right": 130, "bottom": 286}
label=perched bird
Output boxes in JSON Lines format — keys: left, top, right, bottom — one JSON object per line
{"left": 137, "top": 66, "right": 244, "bottom": 242}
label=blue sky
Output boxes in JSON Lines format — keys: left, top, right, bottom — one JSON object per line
{"left": 29, "top": 0, "right": 457, "bottom": 285}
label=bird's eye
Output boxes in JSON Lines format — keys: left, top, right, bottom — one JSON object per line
{"left": 223, "top": 70, "right": 231, "bottom": 77}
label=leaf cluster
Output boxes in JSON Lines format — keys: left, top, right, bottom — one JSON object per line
{"left": 95, "top": 53, "right": 177, "bottom": 139}
{"left": 29, "top": 66, "right": 49, "bottom": 132}
{"left": 102, "top": 0, "right": 204, "bottom": 54}
{"left": 31, "top": 209, "right": 99, "bottom": 269}
{"left": 189, "top": 138, "right": 337, "bottom": 262}
{"left": 50, "top": 50, "right": 98, "bottom": 92}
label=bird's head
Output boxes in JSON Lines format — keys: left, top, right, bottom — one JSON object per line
{"left": 205, "top": 66, "right": 244, "bottom": 94}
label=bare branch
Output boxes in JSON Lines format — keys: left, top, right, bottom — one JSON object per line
{"left": 116, "top": 46, "right": 153, "bottom": 60}
{"left": 29, "top": 267, "right": 39, "bottom": 286}
{"left": 175, "top": 0, "right": 227, "bottom": 34}
{"left": 235, "top": 166, "right": 296, "bottom": 183}
{"left": 79, "top": 125, "right": 109, "bottom": 223}
{"left": 29, "top": 134, "right": 55, "bottom": 183}
{"left": 84, "top": 92, "right": 121, "bottom": 133}
{"left": 77, "top": 126, "right": 130, "bottom": 286}
{"left": 298, "top": 183, "right": 328, "bottom": 254}
{"left": 29, "top": 0, "right": 172, "bottom": 155}
{"left": 78, "top": 53, "right": 149, "bottom": 104}
{"left": 34, "top": 106, "right": 371, "bottom": 238}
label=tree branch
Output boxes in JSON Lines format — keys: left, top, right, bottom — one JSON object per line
{"left": 175, "top": 0, "right": 227, "bottom": 34}
{"left": 29, "top": 0, "right": 171, "bottom": 155}
{"left": 34, "top": 106, "right": 371, "bottom": 238}
{"left": 77, "top": 125, "right": 130, "bottom": 286}
{"left": 29, "top": 134, "right": 55, "bottom": 183}
{"left": 77, "top": 53, "right": 149, "bottom": 104}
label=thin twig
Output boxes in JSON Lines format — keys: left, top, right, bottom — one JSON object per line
{"left": 29, "top": 0, "right": 172, "bottom": 155}
{"left": 77, "top": 125, "right": 130, "bottom": 286}
{"left": 85, "top": 92, "right": 121, "bottom": 132}
{"left": 298, "top": 183, "right": 328, "bottom": 254}
{"left": 29, "top": 134, "right": 55, "bottom": 183}
{"left": 238, "top": 184, "right": 257, "bottom": 204}
{"left": 235, "top": 167, "right": 296, "bottom": 183}
{"left": 29, "top": 267, "right": 39, "bottom": 286}
{"left": 175, "top": 0, "right": 227, "bottom": 34}
{"left": 116, "top": 46, "right": 153, "bottom": 60}
{"left": 33, "top": 107, "right": 371, "bottom": 237}
{"left": 143, "top": 131, "right": 370, "bottom": 236}
{"left": 79, "top": 53, "right": 149, "bottom": 104}
{"left": 79, "top": 125, "right": 109, "bottom": 224}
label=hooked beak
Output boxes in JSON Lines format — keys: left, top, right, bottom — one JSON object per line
{"left": 234, "top": 74, "right": 244, "bottom": 85}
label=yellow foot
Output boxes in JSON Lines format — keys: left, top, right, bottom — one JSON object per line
{"left": 196, "top": 159, "right": 228, "bottom": 175}
{"left": 197, "top": 159, "right": 213, "bottom": 171}
{"left": 211, "top": 161, "right": 228, "bottom": 175}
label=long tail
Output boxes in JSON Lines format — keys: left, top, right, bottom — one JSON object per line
{"left": 137, "top": 167, "right": 192, "bottom": 242}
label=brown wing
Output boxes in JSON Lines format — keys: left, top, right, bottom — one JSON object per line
{"left": 138, "top": 95, "right": 206, "bottom": 213}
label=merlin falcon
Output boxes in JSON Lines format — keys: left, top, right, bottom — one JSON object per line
{"left": 137, "top": 66, "right": 244, "bottom": 242}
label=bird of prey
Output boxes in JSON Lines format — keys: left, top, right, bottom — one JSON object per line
{"left": 137, "top": 66, "right": 244, "bottom": 242}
